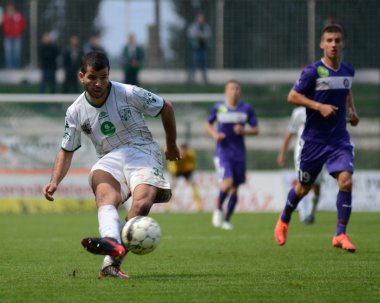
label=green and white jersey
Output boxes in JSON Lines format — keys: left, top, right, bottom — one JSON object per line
{"left": 62, "top": 81, "right": 165, "bottom": 158}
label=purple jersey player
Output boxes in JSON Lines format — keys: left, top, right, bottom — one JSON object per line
{"left": 275, "top": 24, "right": 360, "bottom": 252}
{"left": 206, "top": 80, "right": 259, "bottom": 230}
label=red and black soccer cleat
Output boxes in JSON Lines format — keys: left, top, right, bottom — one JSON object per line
{"left": 81, "top": 237, "right": 126, "bottom": 259}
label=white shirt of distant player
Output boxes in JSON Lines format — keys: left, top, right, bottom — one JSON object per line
{"left": 288, "top": 107, "right": 306, "bottom": 171}
{"left": 62, "top": 82, "right": 164, "bottom": 158}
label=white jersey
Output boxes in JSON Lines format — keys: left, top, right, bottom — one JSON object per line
{"left": 61, "top": 82, "right": 165, "bottom": 158}
{"left": 288, "top": 107, "right": 306, "bottom": 170}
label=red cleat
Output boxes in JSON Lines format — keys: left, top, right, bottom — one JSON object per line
{"left": 81, "top": 237, "right": 126, "bottom": 259}
{"left": 274, "top": 217, "right": 288, "bottom": 246}
{"left": 332, "top": 233, "right": 357, "bottom": 252}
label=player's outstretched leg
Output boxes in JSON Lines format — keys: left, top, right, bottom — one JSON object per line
{"left": 81, "top": 237, "right": 126, "bottom": 259}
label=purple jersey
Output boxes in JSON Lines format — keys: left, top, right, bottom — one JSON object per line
{"left": 207, "top": 101, "right": 258, "bottom": 160}
{"left": 293, "top": 59, "right": 354, "bottom": 144}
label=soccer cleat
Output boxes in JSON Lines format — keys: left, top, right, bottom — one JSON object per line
{"left": 274, "top": 217, "right": 288, "bottom": 246}
{"left": 332, "top": 233, "right": 357, "bottom": 252}
{"left": 81, "top": 237, "right": 126, "bottom": 259}
{"left": 302, "top": 214, "right": 315, "bottom": 225}
{"left": 212, "top": 209, "right": 223, "bottom": 228}
{"left": 98, "top": 265, "right": 129, "bottom": 279}
{"left": 221, "top": 221, "right": 233, "bottom": 230}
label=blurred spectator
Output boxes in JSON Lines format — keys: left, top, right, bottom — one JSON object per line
{"left": 121, "top": 33, "right": 144, "bottom": 86}
{"left": 38, "top": 32, "right": 59, "bottom": 93}
{"left": 2, "top": 2, "right": 26, "bottom": 68}
{"left": 187, "top": 13, "right": 211, "bottom": 84}
{"left": 62, "top": 35, "right": 83, "bottom": 93}
{"left": 83, "top": 32, "right": 106, "bottom": 54}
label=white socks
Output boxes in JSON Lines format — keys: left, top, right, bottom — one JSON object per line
{"left": 98, "top": 204, "right": 121, "bottom": 243}
{"left": 98, "top": 205, "right": 128, "bottom": 269}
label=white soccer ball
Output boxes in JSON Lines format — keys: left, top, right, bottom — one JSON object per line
{"left": 121, "top": 216, "right": 161, "bottom": 255}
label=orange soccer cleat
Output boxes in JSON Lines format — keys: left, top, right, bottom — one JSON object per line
{"left": 274, "top": 217, "right": 288, "bottom": 246}
{"left": 332, "top": 233, "right": 357, "bottom": 252}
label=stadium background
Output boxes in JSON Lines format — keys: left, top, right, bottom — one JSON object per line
{"left": 0, "top": 0, "right": 379, "bottom": 212}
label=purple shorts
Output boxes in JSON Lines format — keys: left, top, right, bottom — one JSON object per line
{"left": 299, "top": 140, "right": 354, "bottom": 185}
{"left": 214, "top": 156, "right": 246, "bottom": 186}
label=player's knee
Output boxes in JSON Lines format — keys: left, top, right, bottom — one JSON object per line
{"left": 339, "top": 178, "right": 352, "bottom": 191}
{"left": 295, "top": 183, "right": 311, "bottom": 198}
{"left": 337, "top": 172, "right": 353, "bottom": 191}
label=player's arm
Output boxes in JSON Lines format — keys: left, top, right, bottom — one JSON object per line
{"left": 43, "top": 149, "right": 74, "bottom": 201}
{"left": 277, "top": 132, "right": 293, "bottom": 167}
{"left": 346, "top": 90, "right": 359, "bottom": 126}
{"left": 288, "top": 89, "right": 338, "bottom": 119}
{"left": 205, "top": 121, "right": 226, "bottom": 141}
{"left": 233, "top": 124, "right": 259, "bottom": 136}
{"left": 160, "top": 100, "right": 180, "bottom": 161}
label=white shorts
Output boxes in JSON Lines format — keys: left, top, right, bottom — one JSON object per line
{"left": 88, "top": 143, "right": 170, "bottom": 202}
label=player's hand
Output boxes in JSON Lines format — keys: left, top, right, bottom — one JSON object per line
{"left": 319, "top": 104, "right": 338, "bottom": 118}
{"left": 347, "top": 110, "right": 359, "bottom": 126}
{"left": 43, "top": 183, "right": 57, "bottom": 202}
{"left": 215, "top": 132, "right": 226, "bottom": 142}
{"left": 233, "top": 124, "right": 244, "bottom": 135}
{"left": 165, "top": 144, "right": 180, "bottom": 161}
{"left": 277, "top": 154, "right": 285, "bottom": 167}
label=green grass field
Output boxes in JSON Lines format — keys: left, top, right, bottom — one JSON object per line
{"left": 1, "top": 212, "right": 379, "bottom": 303}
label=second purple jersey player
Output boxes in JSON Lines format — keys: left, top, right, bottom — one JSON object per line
{"left": 206, "top": 80, "right": 259, "bottom": 230}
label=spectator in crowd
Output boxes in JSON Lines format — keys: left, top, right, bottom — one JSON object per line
{"left": 62, "top": 35, "right": 84, "bottom": 93}
{"left": 2, "top": 2, "right": 26, "bottom": 68}
{"left": 205, "top": 80, "right": 259, "bottom": 230}
{"left": 83, "top": 32, "right": 106, "bottom": 54}
{"left": 121, "top": 33, "right": 144, "bottom": 86}
{"left": 187, "top": 13, "right": 211, "bottom": 84}
{"left": 167, "top": 143, "right": 203, "bottom": 211}
{"left": 38, "top": 32, "right": 59, "bottom": 93}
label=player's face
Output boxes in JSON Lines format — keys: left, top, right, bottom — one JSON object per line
{"left": 80, "top": 65, "right": 110, "bottom": 103}
{"left": 320, "top": 32, "right": 344, "bottom": 61}
{"left": 225, "top": 82, "right": 241, "bottom": 106}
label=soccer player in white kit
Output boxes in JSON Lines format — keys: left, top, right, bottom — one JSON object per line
{"left": 43, "top": 51, "right": 180, "bottom": 278}
{"left": 277, "top": 107, "right": 322, "bottom": 224}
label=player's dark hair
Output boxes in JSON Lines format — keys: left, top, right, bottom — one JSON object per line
{"left": 81, "top": 51, "right": 110, "bottom": 73}
{"left": 321, "top": 24, "right": 344, "bottom": 38}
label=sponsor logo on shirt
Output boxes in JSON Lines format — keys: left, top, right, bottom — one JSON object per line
{"left": 217, "top": 112, "right": 248, "bottom": 123}
{"left": 99, "top": 112, "right": 116, "bottom": 136}
{"left": 317, "top": 66, "right": 329, "bottom": 78}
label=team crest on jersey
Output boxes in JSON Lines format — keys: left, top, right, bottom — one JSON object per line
{"left": 119, "top": 108, "right": 132, "bottom": 121}
{"left": 317, "top": 66, "right": 329, "bottom": 78}
{"left": 81, "top": 119, "right": 92, "bottom": 134}
{"left": 343, "top": 78, "right": 350, "bottom": 88}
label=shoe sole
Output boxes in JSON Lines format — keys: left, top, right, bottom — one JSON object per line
{"left": 333, "top": 243, "right": 356, "bottom": 253}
